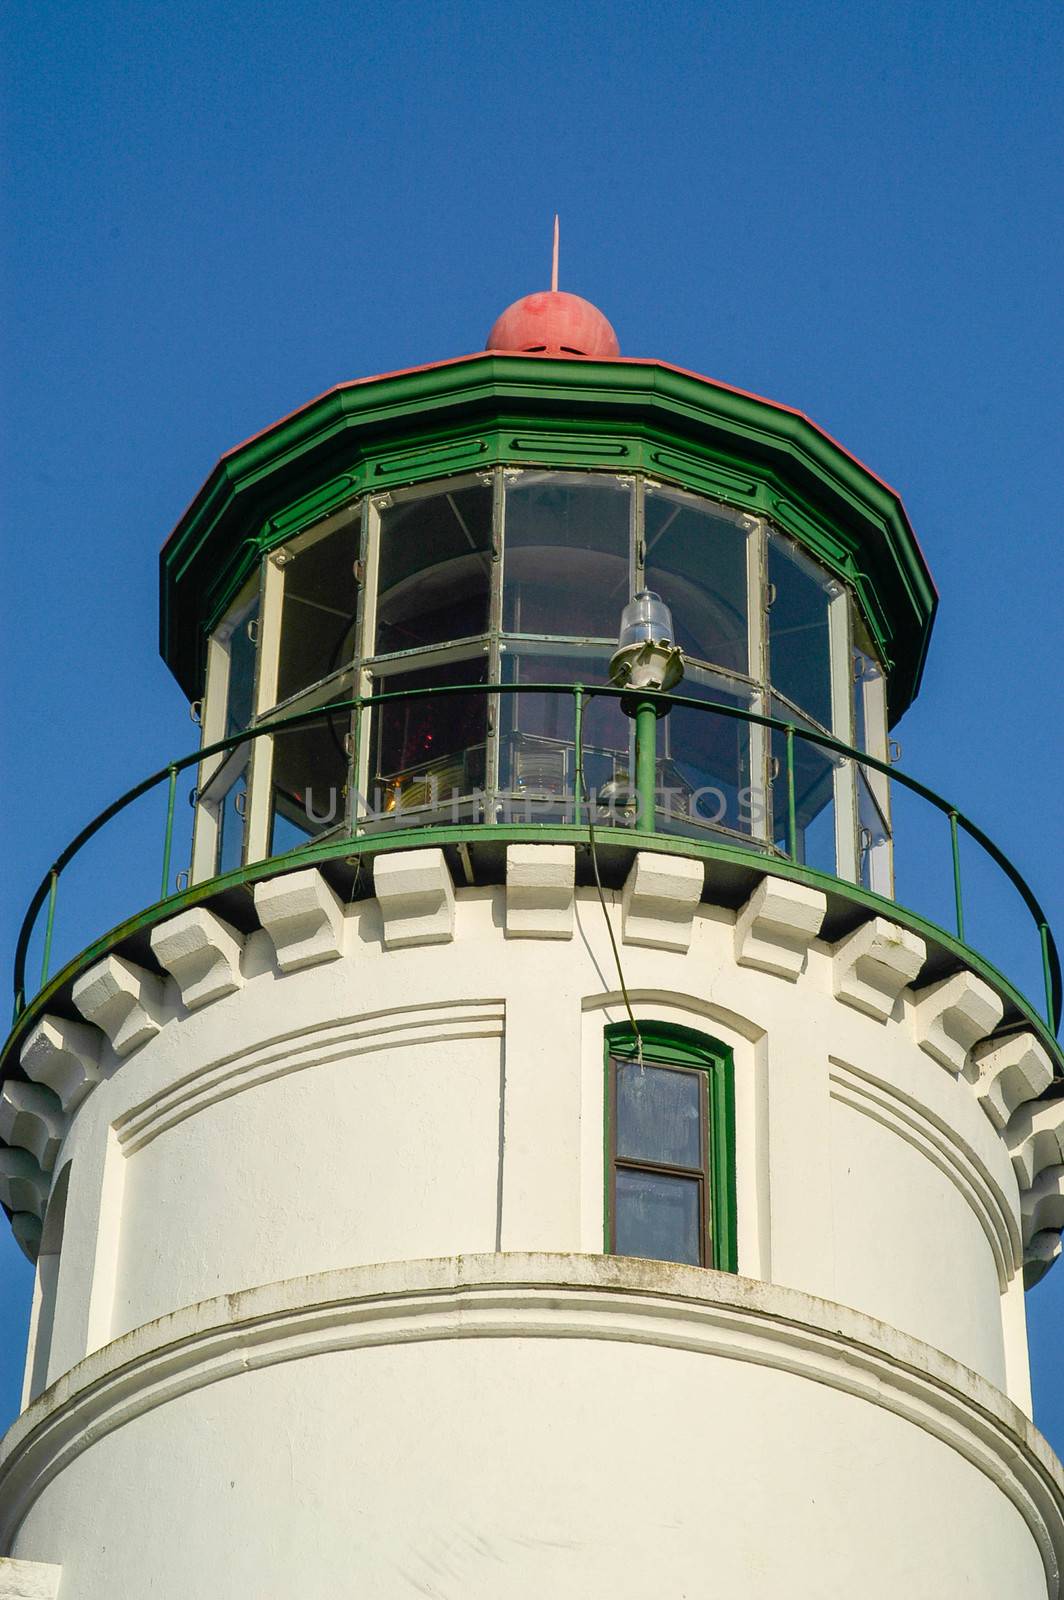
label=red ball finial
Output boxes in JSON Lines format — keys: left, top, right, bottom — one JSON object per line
{"left": 485, "top": 290, "right": 620, "bottom": 358}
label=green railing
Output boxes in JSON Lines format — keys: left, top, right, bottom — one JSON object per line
{"left": 9, "top": 682, "right": 1061, "bottom": 1045}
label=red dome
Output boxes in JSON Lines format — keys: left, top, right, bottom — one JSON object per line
{"left": 486, "top": 291, "right": 620, "bottom": 358}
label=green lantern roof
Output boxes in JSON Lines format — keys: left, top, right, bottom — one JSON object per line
{"left": 160, "top": 352, "right": 937, "bottom": 724}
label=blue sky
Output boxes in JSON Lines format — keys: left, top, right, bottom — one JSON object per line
{"left": 1, "top": 0, "right": 1061, "bottom": 1441}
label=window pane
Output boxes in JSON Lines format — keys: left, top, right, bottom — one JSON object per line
{"left": 769, "top": 537, "right": 833, "bottom": 730}
{"left": 615, "top": 1169, "right": 701, "bottom": 1265}
{"left": 276, "top": 518, "right": 360, "bottom": 705}
{"left": 376, "top": 485, "right": 492, "bottom": 654}
{"left": 371, "top": 657, "right": 487, "bottom": 811}
{"left": 659, "top": 674, "right": 753, "bottom": 836}
{"left": 770, "top": 701, "right": 839, "bottom": 874}
{"left": 503, "top": 471, "right": 630, "bottom": 637}
{"left": 225, "top": 603, "right": 258, "bottom": 737}
{"left": 499, "top": 646, "right": 630, "bottom": 812}
{"left": 269, "top": 713, "right": 351, "bottom": 854}
{"left": 616, "top": 1061, "right": 702, "bottom": 1168}
{"left": 644, "top": 489, "right": 749, "bottom": 674}
{"left": 216, "top": 770, "right": 247, "bottom": 874}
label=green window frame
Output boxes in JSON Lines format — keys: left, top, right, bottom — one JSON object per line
{"left": 604, "top": 1021, "right": 737, "bottom": 1272}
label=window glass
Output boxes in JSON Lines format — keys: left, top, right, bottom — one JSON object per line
{"left": 371, "top": 656, "right": 488, "bottom": 813}
{"left": 268, "top": 714, "right": 350, "bottom": 855}
{"left": 768, "top": 537, "right": 833, "bottom": 729}
{"left": 376, "top": 484, "right": 492, "bottom": 654}
{"left": 659, "top": 673, "right": 754, "bottom": 836}
{"left": 499, "top": 645, "right": 629, "bottom": 808}
{"left": 770, "top": 699, "right": 839, "bottom": 874}
{"left": 616, "top": 1060, "right": 702, "bottom": 1168}
{"left": 503, "top": 471, "right": 631, "bottom": 637}
{"left": 857, "top": 769, "right": 891, "bottom": 893}
{"left": 615, "top": 1169, "right": 701, "bottom": 1266}
{"left": 216, "top": 771, "right": 247, "bottom": 875}
{"left": 225, "top": 602, "right": 258, "bottom": 737}
{"left": 276, "top": 518, "right": 360, "bottom": 706}
{"left": 644, "top": 488, "right": 749, "bottom": 674}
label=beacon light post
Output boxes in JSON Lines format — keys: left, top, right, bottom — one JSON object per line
{"left": 608, "top": 589, "right": 685, "bottom": 830}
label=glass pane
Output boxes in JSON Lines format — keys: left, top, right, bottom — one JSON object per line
{"left": 269, "top": 713, "right": 351, "bottom": 855}
{"left": 771, "top": 703, "right": 838, "bottom": 874}
{"left": 857, "top": 768, "right": 892, "bottom": 894}
{"left": 371, "top": 657, "right": 487, "bottom": 815}
{"left": 616, "top": 1061, "right": 702, "bottom": 1168}
{"left": 376, "top": 484, "right": 492, "bottom": 654}
{"left": 615, "top": 1169, "right": 701, "bottom": 1265}
{"left": 503, "top": 471, "right": 631, "bottom": 637}
{"left": 225, "top": 604, "right": 258, "bottom": 737}
{"left": 659, "top": 674, "right": 753, "bottom": 836}
{"left": 216, "top": 770, "right": 247, "bottom": 874}
{"left": 276, "top": 518, "right": 360, "bottom": 705}
{"left": 769, "top": 536, "right": 833, "bottom": 730}
{"left": 499, "top": 646, "right": 629, "bottom": 818}
{"left": 644, "top": 488, "right": 748, "bottom": 674}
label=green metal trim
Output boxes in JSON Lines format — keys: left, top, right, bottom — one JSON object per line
{"left": 4, "top": 820, "right": 1061, "bottom": 1089}
{"left": 160, "top": 355, "right": 936, "bottom": 721}
{"left": 604, "top": 1020, "right": 738, "bottom": 1273}
{"left": 8, "top": 681, "right": 1061, "bottom": 1057}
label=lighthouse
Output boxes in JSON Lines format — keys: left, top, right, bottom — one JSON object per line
{"left": 1, "top": 281, "right": 1063, "bottom": 1598}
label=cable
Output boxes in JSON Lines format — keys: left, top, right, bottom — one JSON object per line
{"left": 578, "top": 753, "right": 644, "bottom": 1071}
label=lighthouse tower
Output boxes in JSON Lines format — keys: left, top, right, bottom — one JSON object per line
{"left": 1, "top": 283, "right": 1063, "bottom": 1599}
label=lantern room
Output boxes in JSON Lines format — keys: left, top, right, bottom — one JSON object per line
{"left": 164, "top": 300, "right": 933, "bottom": 906}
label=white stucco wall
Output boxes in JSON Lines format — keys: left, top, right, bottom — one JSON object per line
{"left": 2, "top": 850, "right": 1060, "bottom": 1594}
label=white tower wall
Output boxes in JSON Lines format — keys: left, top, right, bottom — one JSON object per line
{"left": 2, "top": 846, "right": 1062, "bottom": 1597}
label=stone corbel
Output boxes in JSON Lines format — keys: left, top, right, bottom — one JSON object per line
{"left": 0, "top": 1146, "right": 49, "bottom": 1218}
{"left": 20, "top": 1015, "right": 101, "bottom": 1113}
{"left": 374, "top": 849, "right": 456, "bottom": 948}
{"left": 254, "top": 868, "right": 345, "bottom": 971}
{"left": 1021, "top": 1164, "right": 1064, "bottom": 1249}
{"left": 1024, "top": 1229, "right": 1062, "bottom": 1289}
{"left": 505, "top": 844, "right": 575, "bottom": 939}
{"left": 971, "top": 1031, "right": 1053, "bottom": 1132}
{"left": 151, "top": 907, "right": 246, "bottom": 1010}
{"left": 1008, "top": 1093, "right": 1064, "bottom": 1191}
{"left": 620, "top": 852, "right": 704, "bottom": 952}
{"left": 72, "top": 955, "right": 166, "bottom": 1057}
{"left": 832, "top": 917, "right": 926, "bottom": 1022}
{"left": 912, "top": 970, "right": 1003, "bottom": 1074}
{"left": 0, "top": 1082, "right": 64, "bottom": 1172}
{"left": 734, "top": 876, "right": 826, "bottom": 980}
{"left": 9, "top": 1213, "right": 43, "bottom": 1264}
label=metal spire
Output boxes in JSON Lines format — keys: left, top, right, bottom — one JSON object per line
{"left": 551, "top": 214, "right": 559, "bottom": 293}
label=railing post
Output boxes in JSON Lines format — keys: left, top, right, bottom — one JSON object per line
{"left": 949, "top": 810, "right": 965, "bottom": 942}
{"left": 785, "top": 725, "right": 798, "bottom": 861}
{"left": 40, "top": 869, "right": 59, "bottom": 990}
{"left": 634, "top": 699, "right": 657, "bottom": 833}
{"left": 1041, "top": 922, "right": 1057, "bottom": 1035}
{"left": 572, "top": 685, "right": 584, "bottom": 826}
{"left": 160, "top": 764, "right": 178, "bottom": 900}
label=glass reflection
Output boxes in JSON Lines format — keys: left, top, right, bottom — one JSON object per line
{"left": 770, "top": 702, "right": 839, "bottom": 874}
{"left": 371, "top": 657, "right": 488, "bottom": 817}
{"left": 225, "top": 602, "right": 258, "bottom": 737}
{"left": 614, "top": 1169, "right": 701, "bottom": 1265}
{"left": 376, "top": 485, "right": 492, "bottom": 654}
{"left": 503, "top": 471, "right": 630, "bottom": 637}
{"left": 276, "top": 519, "right": 359, "bottom": 706}
{"left": 645, "top": 488, "right": 749, "bottom": 674}
{"left": 616, "top": 1061, "right": 702, "bottom": 1168}
{"left": 769, "top": 536, "right": 833, "bottom": 730}
{"left": 269, "top": 714, "right": 350, "bottom": 855}
{"left": 499, "top": 647, "right": 630, "bottom": 821}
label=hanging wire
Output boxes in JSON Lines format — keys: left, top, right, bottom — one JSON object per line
{"left": 577, "top": 730, "right": 644, "bottom": 1070}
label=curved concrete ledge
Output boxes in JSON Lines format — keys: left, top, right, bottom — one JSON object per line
{"left": 3, "top": 1253, "right": 1064, "bottom": 1589}
{"left": 4, "top": 852, "right": 1060, "bottom": 1278}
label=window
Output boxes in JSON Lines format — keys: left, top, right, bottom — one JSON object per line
{"left": 605, "top": 1023, "right": 736, "bottom": 1271}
